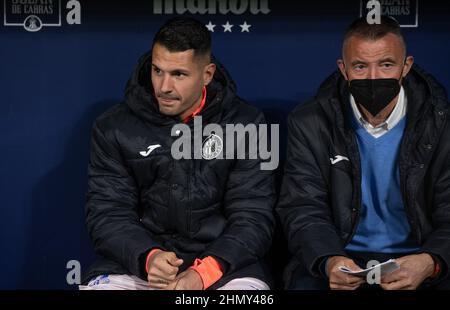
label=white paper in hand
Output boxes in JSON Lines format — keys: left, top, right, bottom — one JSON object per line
{"left": 338, "top": 259, "right": 400, "bottom": 277}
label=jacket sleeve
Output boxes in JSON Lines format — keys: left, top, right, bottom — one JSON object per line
{"left": 422, "top": 150, "right": 450, "bottom": 280}
{"left": 276, "top": 113, "right": 346, "bottom": 277}
{"left": 201, "top": 112, "right": 276, "bottom": 273}
{"left": 85, "top": 121, "right": 162, "bottom": 279}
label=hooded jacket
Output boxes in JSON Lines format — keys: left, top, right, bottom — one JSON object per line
{"left": 83, "top": 51, "right": 276, "bottom": 288}
{"left": 277, "top": 65, "right": 450, "bottom": 284}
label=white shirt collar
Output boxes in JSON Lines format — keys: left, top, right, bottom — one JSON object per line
{"left": 350, "top": 86, "right": 407, "bottom": 138}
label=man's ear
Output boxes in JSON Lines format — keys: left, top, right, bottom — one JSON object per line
{"left": 402, "top": 56, "right": 414, "bottom": 78}
{"left": 337, "top": 59, "right": 348, "bottom": 80}
{"left": 203, "top": 63, "right": 216, "bottom": 86}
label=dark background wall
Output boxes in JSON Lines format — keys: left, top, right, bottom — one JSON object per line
{"left": 1, "top": 0, "right": 449, "bottom": 289}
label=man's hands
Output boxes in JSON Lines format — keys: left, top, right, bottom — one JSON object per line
{"left": 326, "top": 253, "right": 436, "bottom": 290}
{"left": 147, "top": 250, "right": 204, "bottom": 290}
{"left": 167, "top": 270, "right": 204, "bottom": 290}
{"left": 147, "top": 250, "right": 183, "bottom": 289}
{"left": 380, "top": 253, "right": 435, "bottom": 290}
{"left": 326, "top": 256, "right": 366, "bottom": 290}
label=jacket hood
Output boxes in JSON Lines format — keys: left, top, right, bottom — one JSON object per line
{"left": 124, "top": 50, "right": 237, "bottom": 126}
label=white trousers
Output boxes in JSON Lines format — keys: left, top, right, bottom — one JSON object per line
{"left": 79, "top": 274, "right": 270, "bottom": 290}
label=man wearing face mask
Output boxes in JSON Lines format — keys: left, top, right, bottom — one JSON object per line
{"left": 277, "top": 16, "right": 450, "bottom": 290}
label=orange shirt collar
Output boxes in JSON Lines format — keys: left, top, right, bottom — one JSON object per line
{"left": 183, "top": 86, "right": 207, "bottom": 123}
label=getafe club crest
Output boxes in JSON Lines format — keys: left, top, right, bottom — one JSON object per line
{"left": 202, "top": 133, "right": 223, "bottom": 160}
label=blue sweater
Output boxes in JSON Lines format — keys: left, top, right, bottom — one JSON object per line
{"left": 346, "top": 115, "right": 419, "bottom": 253}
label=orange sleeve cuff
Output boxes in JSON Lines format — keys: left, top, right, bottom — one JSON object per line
{"left": 431, "top": 258, "right": 441, "bottom": 278}
{"left": 189, "top": 256, "right": 224, "bottom": 289}
{"left": 145, "top": 248, "right": 162, "bottom": 274}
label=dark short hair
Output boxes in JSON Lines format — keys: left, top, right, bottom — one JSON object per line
{"left": 152, "top": 17, "right": 211, "bottom": 60}
{"left": 343, "top": 16, "right": 406, "bottom": 55}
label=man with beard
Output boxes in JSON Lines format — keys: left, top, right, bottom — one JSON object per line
{"left": 81, "top": 17, "right": 275, "bottom": 290}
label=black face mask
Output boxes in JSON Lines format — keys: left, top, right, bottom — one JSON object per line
{"left": 348, "top": 78, "right": 401, "bottom": 116}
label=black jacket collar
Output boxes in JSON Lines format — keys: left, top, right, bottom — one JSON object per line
{"left": 315, "top": 64, "right": 449, "bottom": 133}
{"left": 124, "top": 51, "right": 237, "bottom": 127}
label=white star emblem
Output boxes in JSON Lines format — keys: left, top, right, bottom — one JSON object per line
{"left": 222, "top": 21, "right": 233, "bottom": 32}
{"left": 205, "top": 21, "right": 216, "bottom": 32}
{"left": 239, "top": 21, "right": 252, "bottom": 33}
